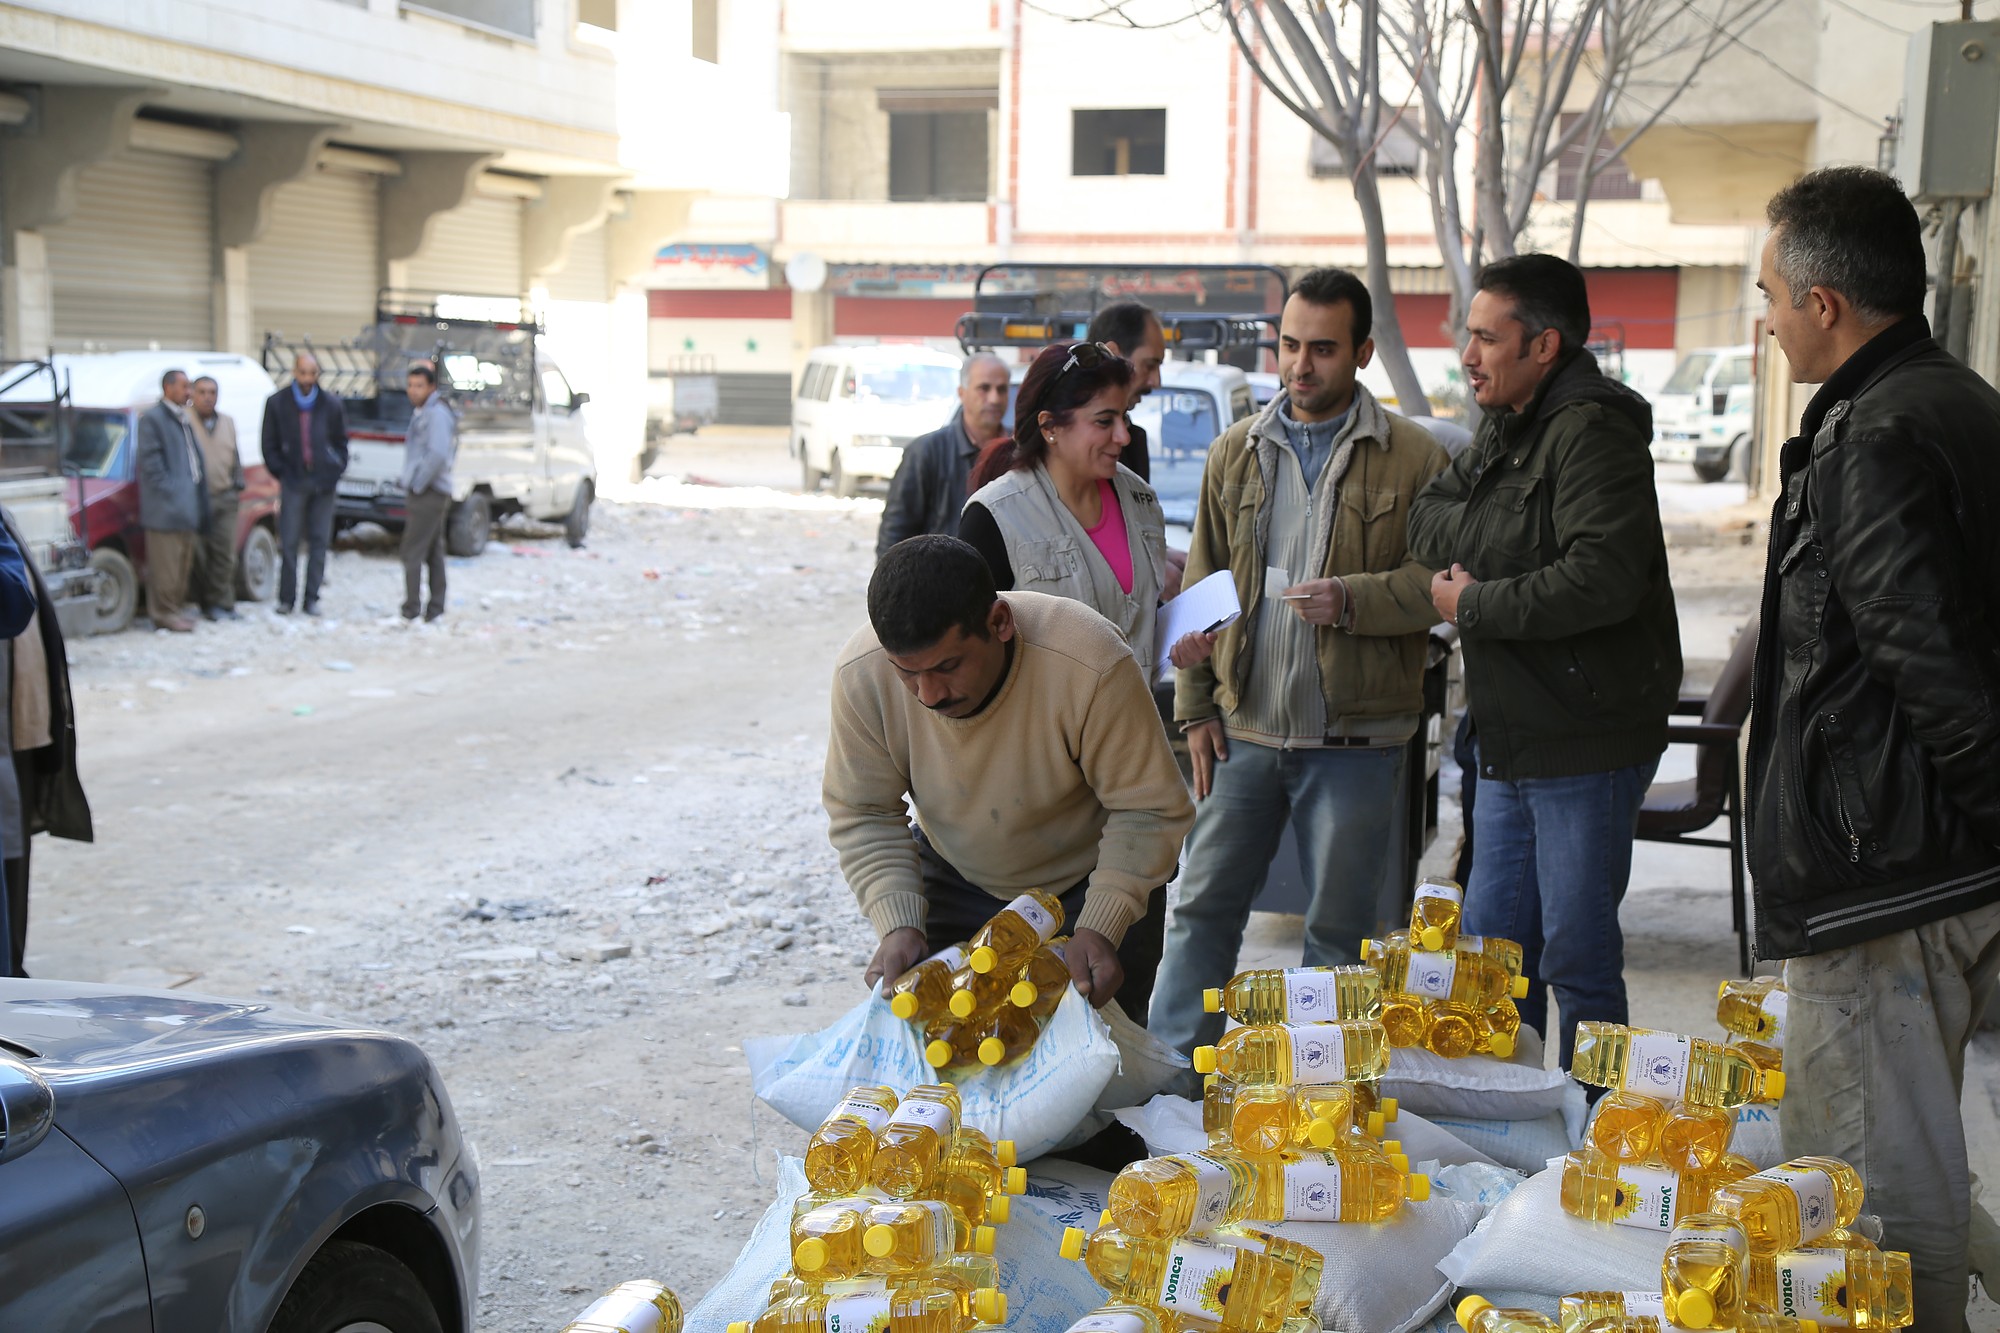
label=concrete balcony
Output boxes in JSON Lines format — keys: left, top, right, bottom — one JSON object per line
{"left": 780, "top": 200, "right": 993, "bottom": 263}
{"left": 781, "top": 0, "right": 1002, "bottom": 53}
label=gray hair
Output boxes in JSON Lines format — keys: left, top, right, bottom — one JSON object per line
{"left": 960, "top": 353, "right": 1007, "bottom": 387}
{"left": 1765, "top": 167, "right": 1925, "bottom": 322}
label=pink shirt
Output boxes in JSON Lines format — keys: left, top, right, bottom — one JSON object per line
{"left": 1083, "top": 479, "right": 1134, "bottom": 594}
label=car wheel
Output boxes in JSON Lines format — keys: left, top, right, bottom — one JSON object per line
{"left": 1692, "top": 443, "right": 1733, "bottom": 484}
{"left": 445, "top": 493, "right": 491, "bottom": 558}
{"left": 801, "top": 451, "right": 826, "bottom": 493}
{"left": 236, "top": 523, "right": 279, "bottom": 602}
{"left": 830, "top": 450, "right": 859, "bottom": 499}
{"left": 269, "top": 1240, "right": 443, "bottom": 1333}
{"left": 563, "top": 480, "right": 593, "bottom": 549}
{"left": 88, "top": 547, "right": 137, "bottom": 635}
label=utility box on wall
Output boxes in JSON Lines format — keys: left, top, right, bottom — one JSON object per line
{"left": 1898, "top": 20, "right": 2000, "bottom": 201}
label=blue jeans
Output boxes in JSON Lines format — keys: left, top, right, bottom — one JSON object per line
{"left": 1151, "top": 739, "right": 1407, "bottom": 1054}
{"left": 1465, "top": 749, "right": 1658, "bottom": 1069}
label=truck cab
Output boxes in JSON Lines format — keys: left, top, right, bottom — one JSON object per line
{"left": 1650, "top": 345, "right": 1754, "bottom": 483}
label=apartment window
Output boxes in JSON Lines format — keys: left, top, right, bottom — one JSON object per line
{"left": 1073, "top": 109, "right": 1166, "bottom": 176}
{"left": 402, "top": 0, "right": 535, "bottom": 39}
{"left": 878, "top": 91, "right": 995, "bottom": 203}
{"left": 1555, "top": 113, "right": 1643, "bottom": 201}
{"left": 1308, "top": 121, "right": 1422, "bottom": 178}
{"left": 692, "top": 0, "right": 718, "bottom": 63}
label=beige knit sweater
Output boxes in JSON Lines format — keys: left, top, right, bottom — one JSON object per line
{"left": 823, "top": 591, "right": 1194, "bottom": 945}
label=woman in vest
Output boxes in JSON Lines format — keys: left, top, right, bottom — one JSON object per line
{"left": 958, "top": 341, "right": 1212, "bottom": 685}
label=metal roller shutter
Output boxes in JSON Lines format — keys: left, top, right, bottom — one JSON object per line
{"left": 406, "top": 194, "right": 524, "bottom": 298}
{"left": 48, "top": 152, "right": 214, "bottom": 351}
{"left": 248, "top": 165, "right": 380, "bottom": 346}
{"left": 715, "top": 372, "right": 793, "bottom": 426}
{"left": 544, "top": 223, "right": 608, "bottom": 303}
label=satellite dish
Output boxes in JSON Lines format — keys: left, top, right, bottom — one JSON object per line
{"left": 785, "top": 252, "right": 828, "bottom": 293}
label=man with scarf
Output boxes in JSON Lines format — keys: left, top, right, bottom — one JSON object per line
{"left": 260, "top": 352, "right": 349, "bottom": 615}
{"left": 134, "top": 369, "right": 210, "bottom": 632}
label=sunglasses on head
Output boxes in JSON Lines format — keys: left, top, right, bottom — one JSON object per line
{"left": 1059, "top": 341, "right": 1111, "bottom": 378}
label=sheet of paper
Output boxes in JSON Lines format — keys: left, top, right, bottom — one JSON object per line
{"left": 1157, "top": 569, "right": 1242, "bottom": 675}
{"left": 1266, "top": 565, "right": 1309, "bottom": 601}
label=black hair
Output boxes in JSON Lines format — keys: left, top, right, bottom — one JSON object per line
{"left": 868, "top": 535, "right": 998, "bottom": 655}
{"left": 1475, "top": 254, "right": 1591, "bottom": 354}
{"left": 969, "top": 342, "right": 1135, "bottom": 490}
{"left": 1086, "top": 301, "right": 1158, "bottom": 355}
{"left": 192, "top": 376, "right": 217, "bottom": 389}
{"left": 160, "top": 369, "right": 187, "bottom": 391}
{"left": 1766, "top": 166, "right": 1926, "bottom": 322}
{"left": 1290, "top": 267, "right": 1373, "bottom": 343}
{"left": 407, "top": 363, "right": 438, "bottom": 386}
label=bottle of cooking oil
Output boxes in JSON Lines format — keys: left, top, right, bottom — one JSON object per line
{"left": 965, "top": 890, "right": 1065, "bottom": 975}
{"left": 1350, "top": 1081, "right": 1396, "bottom": 1127}
{"left": 737, "top": 1290, "right": 893, "bottom": 1333}
{"left": 1570, "top": 1023, "right": 1785, "bottom": 1106}
{"left": 1293, "top": 1085, "right": 1360, "bottom": 1144}
{"left": 1061, "top": 1304, "right": 1171, "bottom": 1333}
{"left": 1459, "top": 933, "right": 1526, "bottom": 978}
{"left": 793, "top": 1198, "right": 875, "bottom": 1281}
{"left": 1109, "top": 1151, "right": 1257, "bottom": 1237}
{"left": 1424, "top": 1001, "right": 1495, "bottom": 1059}
{"left": 1455, "top": 1296, "right": 1560, "bottom": 1332}
{"left": 1009, "top": 939, "right": 1072, "bottom": 1019}
{"left": 937, "top": 1129, "right": 1021, "bottom": 1229}
{"left": 1730, "top": 1037, "right": 1785, "bottom": 1079}
{"left": 1245, "top": 1147, "right": 1429, "bottom": 1222}
{"left": 1709, "top": 1157, "right": 1865, "bottom": 1254}
{"left": 1717, "top": 976, "right": 1788, "bottom": 1047}
{"left": 1408, "top": 876, "right": 1464, "bottom": 951}
{"left": 886, "top": 948, "right": 969, "bottom": 1024}
{"left": 1192, "top": 1021, "right": 1392, "bottom": 1085}
{"left": 1378, "top": 993, "right": 1430, "bottom": 1049}
{"left": 870, "top": 1084, "right": 963, "bottom": 1198}
{"left": 946, "top": 964, "right": 1016, "bottom": 1022}
{"left": 1659, "top": 1213, "right": 1750, "bottom": 1329}
{"left": 976, "top": 1004, "right": 1041, "bottom": 1067}
{"left": 923, "top": 1026, "right": 981, "bottom": 1074}
{"left": 891, "top": 1282, "right": 1006, "bottom": 1333}
{"left": 1203, "top": 1074, "right": 1233, "bottom": 1147}
{"left": 1557, "top": 1292, "right": 1667, "bottom": 1332}
{"left": 805, "top": 1087, "right": 901, "bottom": 1194}
{"left": 1564, "top": 1319, "right": 1823, "bottom": 1333}
{"left": 1584, "top": 1091, "right": 1667, "bottom": 1162}
{"left": 1058, "top": 1225, "right": 1302, "bottom": 1333}
{"left": 1657, "top": 1103, "right": 1735, "bottom": 1173}
{"left": 1213, "top": 1222, "right": 1325, "bottom": 1316}
{"left": 1203, "top": 966, "right": 1384, "bottom": 1025}
{"left": 861, "top": 1200, "right": 992, "bottom": 1275}
{"left": 1769, "top": 1245, "right": 1912, "bottom": 1329}
{"left": 1219, "top": 1085, "right": 1296, "bottom": 1158}
{"left": 561, "top": 1280, "right": 684, "bottom": 1333}
{"left": 1366, "top": 937, "right": 1530, "bottom": 1010}
{"left": 1481, "top": 998, "right": 1522, "bottom": 1059}
{"left": 1559, "top": 1149, "right": 1716, "bottom": 1231}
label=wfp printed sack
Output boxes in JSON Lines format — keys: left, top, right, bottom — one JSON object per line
{"left": 686, "top": 1156, "right": 809, "bottom": 1333}
{"left": 745, "top": 984, "right": 1177, "bottom": 1163}
{"left": 1113, "top": 1093, "right": 1504, "bottom": 1171}
{"left": 1439, "top": 1158, "right": 1672, "bottom": 1298}
{"left": 1267, "top": 1193, "right": 1487, "bottom": 1333}
{"left": 1731, "top": 1102, "right": 1785, "bottom": 1168}
{"left": 1383, "top": 1046, "right": 1574, "bottom": 1122}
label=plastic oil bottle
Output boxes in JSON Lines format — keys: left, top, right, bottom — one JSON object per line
{"left": 976, "top": 1004, "right": 1041, "bottom": 1067}
{"left": 1455, "top": 1296, "right": 1560, "bottom": 1332}
{"left": 1584, "top": 1091, "right": 1667, "bottom": 1162}
{"left": 1378, "top": 992, "right": 1431, "bottom": 1049}
{"left": 886, "top": 948, "right": 968, "bottom": 1024}
{"left": 1559, "top": 1149, "right": 1715, "bottom": 1231}
{"left": 1192, "top": 1021, "right": 1392, "bottom": 1085}
{"left": 734, "top": 1289, "right": 895, "bottom": 1333}
{"left": 1061, "top": 1304, "right": 1171, "bottom": 1333}
{"left": 1203, "top": 1075, "right": 1233, "bottom": 1147}
{"left": 561, "top": 1280, "right": 683, "bottom": 1333}
{"left": 1557, "top": 1292, "right": 1667, "bottom": 1332}
{"left": 937, "top": 1130, "right": 1023, "bottom": 1230}
{"left": 869, "top": 1084, "right": 963, "bottom": 1198}
{"left": 965, "top": 890, "right": 1064, "bottom": 975}
{"left": 1058, "top": 1225, "right": 1302, "bottom": 1333}
{"left": 1350, "top": 1080, "right": 1397, "bottom": 1127}
{"left": 1009, "top": 940, "right": 1072, "bottom": 1019}
{"left": 1408, "top": 877, "right": 1464, "bottom": 951}
{"left": 1769, "top": 1245, "right": 1913, "bottom": 1329}
{"left": 923, "top": 1026, "right": 982, "bottom": 1074}
{"left": 1730, "top": 1038, "right": 1785, "bottom": 1079}
{"left": 1565, "top": 1320, "right": 1822, "bottom": 1333}
{"left": 804, "top": 1087, "right": 900, "bottom": 1194}
{"left": 1657, "top": 1103, "right": 1735, "bottom": 1173}
{"left": 1202, "top": 966, "right": 1383, "bottom": 1025}
{"left": 1109, "top": 1151, "right": 1257, "bottom": 1237}
{"left": 1247, "top": 1147, "right": 1427, "bottom": 1222}
{"left": 1660, "top": 1212, "right": 1750, "bottom": 1330}
{"left": 1214, "top": 1222, "right": 1325, "bottom": 1317}
{"left": 1459, "top": 933, "right": 1526, "bottom": 979}
{"left": 946, "top": 965, "right": 1016, "bottom": 1022}
{"left": 1426, "top": 1001, "right": 1510, "bottom": 1059}
{"left": 1223, "top": 1083, "right": 1356, "bottom": 1156}
{"left": 1481, "top": 998, "right": 1523, "bottom": 1057}
{"left": 1717, "top": 976, "right": 1788, "bottom": 1047}
{"left": 861, "top": 1200, "right": 992, "bottom": 1275}
{"left": 1367, "top": 938, "right": 1529, "bottom": 1012}
{"left": 793, "top": 1198, "right": 875, "bottom": 1282}
{"left": 1569, "top": 1023, "right": 1786, "bottom": 1107}
{"left": 891, "top": 1282, "right": 1006, "bottom": 1333}
{"left": 1709, "top": 1157, "right": 1865, "bottom": 1254}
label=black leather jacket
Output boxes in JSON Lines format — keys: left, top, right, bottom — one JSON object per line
{"left": 1746, "top": 318, "right": 2000, "bottom": 958}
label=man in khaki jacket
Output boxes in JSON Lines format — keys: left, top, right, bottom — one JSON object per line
{"left": 188, "top": 376, "right": 246, "bottom": 621}
{"left": 1152, "top": 267, "right": 1447, "bottom": 1053}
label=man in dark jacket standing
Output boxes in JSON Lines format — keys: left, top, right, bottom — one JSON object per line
{"left": 874, "top": 353, "right": 1010, "bottom": 556}
{"left": 134, "top": 369, "right": 209, "bottom": 632}
{"left": 1407, "top": 254, "right": 1680, "bottom": 1070}
{"left": 260, "top": 351, "right": 349, "bottom": 615}
{"left": 1749, "top": 167, "right": 2000, "bottom": 1332}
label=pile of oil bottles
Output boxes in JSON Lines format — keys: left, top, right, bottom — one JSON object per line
{"left": 1356, "top": 877, "right": 1530, "bottom": 1059}
{"left": 882, "top": 891, "right": 1073, "bottom": 1074}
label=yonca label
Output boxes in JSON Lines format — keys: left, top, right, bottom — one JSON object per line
{"left": 829, "top": 1096, "right": 893, "bottom": 1134}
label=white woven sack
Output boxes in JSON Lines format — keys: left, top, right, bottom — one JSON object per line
{"left": 1730, "top": 1103, "right": 1785, "bottom": 1168}
{"left": 686, "top": 1156, "right": 808, "bottom": 1333}
{"left": 1057, "top": 1001, "right": 1192, "bottom": 1150}
{"left": 1421, "top": 1111, "right": 1573, "bottom": 1175}
{"left": 1269, "top": 1194, "right": 1486, "bottom": 1333}
{"left": 1112, "top": 1093, "right": 1503, "bottom": 1171}
{"left": 1381, "top": 1048, "right": 1574, "bottom": 1122}
{"left": 1438, "top": 1158, "right": 1673, "bottom": 1297}
{"left": 744, "top": 983, "right": 1124, "bottom": 1162}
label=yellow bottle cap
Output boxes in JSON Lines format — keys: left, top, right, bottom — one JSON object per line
{"left": 997, "top": 1139, "right": 1017, "bottom": 1168}
{"left": 925, "top": 1039, "right": 955, "bottom": 1068}
{"left": 1717, "top": 978, "right": 1732, "bottom": 999}
{"left": 1455, "top": 1295, "right": 1491, "bottom": 1328}
{"left": 972, "top": 1289, "right": 1007, "bottom": 1325}
{"left": 728, "top": 1323, "right": 751, "bottom": 1333}
{"left": 1489, "top": 1031, "right": 1517, "bottom": 1059}
{"left": 794, "top": 1237, "right": 828, "bottom": 1271}
{"left": 1204, "top": 1074, "right": 1219, "bottom": 1093}
{"left": 1407, "top": 1173, "right": 1430, "bottom": 1201}
{"left": 1191, "top": 1046, "right": 1218, "bottom": 1075}
{"left": 1010, "top": 980, "right": 1038, "bottom": 1008}
{"left": 862, "top": 1224, "right": 897, "bottom": 1258}
{"left": 1382, "top": 1097, "right": 1400, "bottom": 1122}
{"left": 1099, "top": 1209, "right": 1111, "bottom": 1228}
{"left": 1763, "top": 1069, "right": 1786, "bottom": 1099}
{"left": 1388, "top": 1153, "right": 1410, "bottom": 1174}
{"left": 1202, "top": 988, "right": 1222, "bottom": 1014}
{"left": 1059, "top": 1226, "right": 1086, "bottom": 1260}
{"left": 1358, "top": 939, "right": 1374, "bottom": 961}
{"left": 978, "top": 1037, "right": 1007, "bottom": 1066}
{"left": 890, "top": 992, "right": 920, "bottom": 1021}
{"left": 1675, "top": 1287, "right": 1717, "bottom": 1328}
{"left": 969, "top": 1224, "right": 995, "bottom": 1254}
{"left": 1306, "top": 1117, "right": 1338, "bottom": 1149}
{"left": 987, "top": 1195, "right": 1012, "bottom": 1224}
{"left": 1800, "top": 1323, "right": 1820, "bottom": 1333}
{"left": 949, "top": 990, "right": 978, "bottom": 1020}
{"left": 1365, "top": 1111, "right": 1386, "bottom": 1138}
{"left": 1005, "top": 1166, "right": 1028, "bottom": 1194}
{"left": 969, "top": 946, "right": 999, "bottom": 974}
{"left": 1383, "top": 1139, "right": 1403, "bottom": 1155}
{"left": 1418, "top": 926, "right": 1445, "bottom": 951}
{"left": 1509, "top": 975, "right": 1530, "bottom": 999}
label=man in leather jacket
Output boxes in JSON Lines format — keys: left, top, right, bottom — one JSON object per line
{"left": 1749, "top": 166, "right": 2000, "bottom": 1331}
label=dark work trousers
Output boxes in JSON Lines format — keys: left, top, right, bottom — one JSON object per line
{"left": 913, "top": 827, "right": 1168, "bottom": 1027}
{"left": 7, "top": 751, "right": 32, "bottom": 976}
{"left": 1453, "top": 708, "right": 1478, "bottom": 886}
{"left": 198, "top": 490, "right": 239, "bottom": 613}
{"left": 400, "top": 490, "right": 450, "bottom": 619}
{"left": 278, "top": 482, "right": 336, "bottom": 610}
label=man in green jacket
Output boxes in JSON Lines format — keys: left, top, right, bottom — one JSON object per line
{"left": 1151, "top": 268, "right": 1448, "bottom": 1053}
{"left": 1407, "top": 254, "right": 1680, "bottom": 1071}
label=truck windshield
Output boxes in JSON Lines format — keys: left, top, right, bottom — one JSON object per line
{"left": 1661, "top": 353, "right": 1717, "bottom": 397}
{"left": 62, "top": 410, "right": 129, "bottom": 478}
{"left": 858, "top": 366, "right": 956, "bottom": 403}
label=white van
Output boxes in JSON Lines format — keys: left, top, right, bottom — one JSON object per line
{"left": 793, "top": 345, "right": 963, "bottom": 496}
{"left": 1650, "top": 345, "right": 1755, "bottom": 483}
